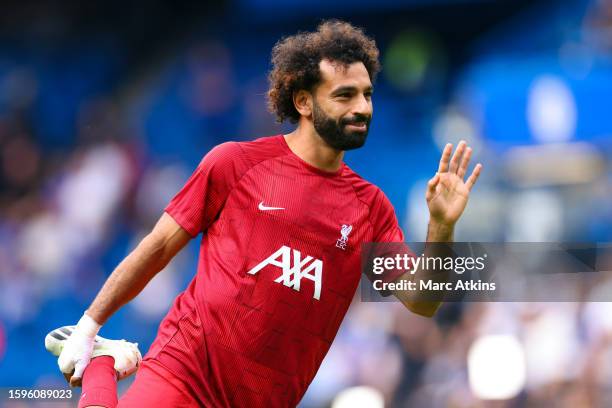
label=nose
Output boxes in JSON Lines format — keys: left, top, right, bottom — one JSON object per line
{"left": 353, "top": 94, "right": 372, "bottom": 118}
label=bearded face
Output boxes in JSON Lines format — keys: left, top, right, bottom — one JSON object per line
{"left": 312, "top": 98, "right": 371, "bottom": 151}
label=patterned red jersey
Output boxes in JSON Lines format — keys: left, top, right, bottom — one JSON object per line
{"left": 144, "top": 135, "right": 404, "bottom": 407}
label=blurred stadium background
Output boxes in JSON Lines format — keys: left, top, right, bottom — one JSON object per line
{"left": 1, "top": 0, "right": 612, "bottom": 406}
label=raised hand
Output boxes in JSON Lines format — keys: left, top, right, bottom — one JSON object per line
{"left": 426, "top": 141, "right": 482, "bottom": 227}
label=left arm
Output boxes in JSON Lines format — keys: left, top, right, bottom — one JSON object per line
{"left": 393, "top": 140, "right": 482, "bottom": 317}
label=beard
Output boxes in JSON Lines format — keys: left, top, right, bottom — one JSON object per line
{"left": 312, "top": 100, "right": 371, "bottom": 151}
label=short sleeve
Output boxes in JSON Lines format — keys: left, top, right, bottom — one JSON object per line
{"left": 371, "top": 190, "right": 405, "bottom": 243}
{"left": 364, "top": 189, "right": 413, "bottom": 293}
{"left": 164, "top": 142, "right": 244, "bottom": 237}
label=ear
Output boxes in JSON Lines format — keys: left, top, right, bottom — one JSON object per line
{"left": 293, "top": 89, "right": 312, "bottom": 118}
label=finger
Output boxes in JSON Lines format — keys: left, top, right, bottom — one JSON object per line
{"left": 69, "top": 376, "right": 82, "bottom": 387}
{"left": 449, "top": 140, "right": 466, "bottom": 174}
{"left": 466, "top": 163, "right": 482, "bottom": 191}
{"left": 457, "top": 147, "right": 472, "bottom": 179}
{"left": 63, "top": 372, "right": 72, "bottom": 384}
{"left": 438, "top": 143, "right": 452, "bottom": 173}
{"left": 70, "top": 361, "right": 87, "bottom": 387}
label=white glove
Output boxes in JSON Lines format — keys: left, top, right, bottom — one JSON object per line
{"left": 57, "top": 313, "right": 101, "bottom": 385}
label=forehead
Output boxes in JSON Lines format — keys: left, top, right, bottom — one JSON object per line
{"left": 317, "top": 59, "right": 372, "bottom": 92}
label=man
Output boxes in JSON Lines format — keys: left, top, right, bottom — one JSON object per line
{"left": 48, "top": 20, "right": 481, "bottom": 407}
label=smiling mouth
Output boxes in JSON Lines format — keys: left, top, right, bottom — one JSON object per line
{"left": 345, "top": 122, "right": 367, "bottom": 131}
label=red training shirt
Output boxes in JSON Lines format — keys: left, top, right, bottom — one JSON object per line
{"left": 144, "top": 135, "right": 405, "bottom": 407}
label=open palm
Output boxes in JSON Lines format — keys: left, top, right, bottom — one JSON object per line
{"left": 426, "top": 141, "right": 482, "bottom": 226}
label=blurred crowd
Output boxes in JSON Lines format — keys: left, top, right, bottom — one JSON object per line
{"left": 307, "top": 297, "right": 612, "bottom": 407}
{"left": 1, "top": 0, "right": 612, "bottom": 407}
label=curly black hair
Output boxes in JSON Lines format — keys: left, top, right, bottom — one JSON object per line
{"left": 267, "top": 20, "right": 381, "bottom": 123}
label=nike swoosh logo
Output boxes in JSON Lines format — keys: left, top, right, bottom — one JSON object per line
{"left": 258, "top": 201, "right": 285, "bottom": 211}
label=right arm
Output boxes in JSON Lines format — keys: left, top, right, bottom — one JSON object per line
{"left": 59, "top": 142, "right": 244, "bottom": 386}
{"left": 87, "top": 212, "right": 192, "bottom": 325}
{"left": 60, "top": 212, "right": 191, "bottom": 386}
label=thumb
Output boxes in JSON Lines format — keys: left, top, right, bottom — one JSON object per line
{"left": 427, "top": 173, "right": 440, "bottom": 196}
{"left": 69, "top": 374, "right": 82, "bottom": 388}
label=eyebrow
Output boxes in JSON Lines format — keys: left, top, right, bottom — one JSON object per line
{"left": 331, "top": 85, "right": 374, "bottom": 95}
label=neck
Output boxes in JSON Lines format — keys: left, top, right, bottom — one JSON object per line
{"left": 284, "top": 120, "right": 344, "bottom": 173}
